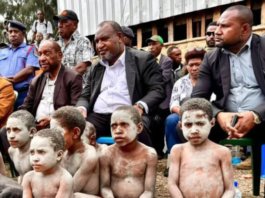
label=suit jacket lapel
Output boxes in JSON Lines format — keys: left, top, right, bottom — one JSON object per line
{"left": 33, "top": 73, "right": 47, "bottom": 112}
{"left": 219, "top": 51, "right": 231, "bottom": 100}
{"left": 91, "top": 64, "right": 105, "bottom": 104}
{"left": 54, "top": 65, "right": 65, "bottom": 103}
{"left": 251, "top": 35, "right": 265, "bottom": 94}
{"left": 125, "top": 47, "right": 136, "bottom": 102}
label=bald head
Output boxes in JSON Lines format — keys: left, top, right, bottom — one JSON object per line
{"left": 224, "top": 5, "right": 253, "bottom": 27}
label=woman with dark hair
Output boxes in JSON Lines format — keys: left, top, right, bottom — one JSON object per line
{"left": 164, "top": 47, "right": 206, "bottom": 176}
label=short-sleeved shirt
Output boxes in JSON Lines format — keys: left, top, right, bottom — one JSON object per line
{"left": 0, "top": 43, "right": 40, "bottom": 90}
{"left": 57, "top": 30, "right": 94, "bottom": 69}
{"left": 32, "top": 19, "right": 53, "bottom": 39}
{"left": 170, "top": 74, "right": 193, "bottom": 112}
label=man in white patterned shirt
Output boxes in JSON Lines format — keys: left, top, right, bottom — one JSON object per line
{"left": 54, "top": 10, "right": 94, "bottom": 76}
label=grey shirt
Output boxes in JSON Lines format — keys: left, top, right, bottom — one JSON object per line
{"left": 223, "top": 34, "right": 265, "bottom": 112}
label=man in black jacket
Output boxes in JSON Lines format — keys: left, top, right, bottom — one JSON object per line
{"left": 77, "top": 21, "right": 165, "bottom": 146}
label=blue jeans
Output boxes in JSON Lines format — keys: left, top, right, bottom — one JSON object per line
{"left": 165, "top": 113, "right": 181, "bottom": 153}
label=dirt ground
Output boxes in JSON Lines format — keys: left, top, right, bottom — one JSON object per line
{"left": 155, "top": 159, "right": 264, "bottom": 198}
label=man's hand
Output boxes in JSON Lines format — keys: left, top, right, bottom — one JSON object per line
{"left": 133, "top": 105, "right": 143, "bottom": 116}
{"left": 36, "top": 117, "right": 51, "bottom": 131}
{"left": 216, "top": 112, "right": 235, "bottom": 134}
{"left": 232, "top": 111, "right": 255, "bottom": 138}
{"left": 78, "top": 108, "right": 87, "bottom": 119}
{"left": 5, "top": 77, "right": 15, "bottom": 83}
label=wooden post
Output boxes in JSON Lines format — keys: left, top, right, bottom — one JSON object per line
{"left": 152, "top": 24, "right": 158, "bottom": 35}
{"left": 213, "top": 7, "right": 221, "bottom": 22}
{"left": 186, "top": 16, "right": 193, "bottom": 39}
{"left": 262, "top": 0, "right": 265, "bottom": 25}
{"left": 137, "top": 28, "right": 142, "bottom": 49}
{"left": 246, "top": 0, "right": 251, "bottom": 9}
{"left": 167, "top": 18, "right": 174, "bottom": 42}
{"left": 201, "top": 13, "right": 206, "bottom": 36}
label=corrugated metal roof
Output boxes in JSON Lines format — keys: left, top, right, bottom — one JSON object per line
{"left": 57, "top": 0, "right": 244, "bottom": 36}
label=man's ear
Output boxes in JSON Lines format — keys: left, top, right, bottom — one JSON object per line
{"left": 117, "top": 32, "right": 124, "bottom": 43}
{"left": 56, "top": 150, "right": 64, "bottom": 162}
{"left": 29, "top": 127, "right": 37, "bottom": 138}
{"left": 137, "top": 122, "right": 143, "bottom": 135}
{"left": 73, "top": 127, "right": 81, "bottom": 139}
{"left": 178, "top": 121, "right": 182, "bottom": 130}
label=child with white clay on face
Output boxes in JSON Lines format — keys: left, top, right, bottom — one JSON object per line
{"left": 81, "top": 121, "right": 107, "bottom": 155}
{"left": 168, "top": 98, "right": 235, "bottom": 198}
{"left": 50, "top": 106, "right": 100, "bottom": 197}
{"left": 100, "top": 106, "right": 157, "bottom": 198}
{"left": 22, "top": 128, "right": 74, "bottom": 198}
{"left": 6, "top": 110, "right": 37, "bottom": 184}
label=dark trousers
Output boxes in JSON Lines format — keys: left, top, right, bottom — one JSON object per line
{"left": 152, "top": 108, "right": 170, "bottom": 156}
{"left": 87, "top": 112, "right": 154, "bottom": 147}
{"left": 15, "top": 90, "right": 28, "bottom": 110}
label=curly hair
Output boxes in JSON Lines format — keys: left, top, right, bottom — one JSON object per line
{"left": 34, "top": 128, "right": 65, "bottom": 151}
{"left": 9, "top": 110, "right": 36, "bottom": 130}
{"left": 180, "top": 98, "right": 213, "bottom": 121}
{"left": 113, "top": 105, "right": 141, "bottom": 125}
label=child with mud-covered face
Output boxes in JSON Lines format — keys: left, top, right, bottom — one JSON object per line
{"left": 22, "top": 129, "right": 74, "bottom": 198}
{"left": 6, "top": 110, "right": 37, "bottom": 184}
{"left": 50, "top": 106, "right": 100, "bottom": 197}
{"left": 100, "top": 106, "right": 157, "bottom": 198}
{"left": 168, "top": 98, "right": 235, "bottom": 198}
{"left": 81, "top": 121, "right": 107, "bottom": 155}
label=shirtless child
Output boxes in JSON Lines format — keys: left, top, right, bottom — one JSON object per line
{"left": 168, "top": 98, "right": 235, "bottom": 198}
{"left": 100, "top": 106, "right": 157, "bottom": 198}
{"left": 6, "top": 110, "right": 37, "bottom": 184}
{"left": 50, "top": 106, "right": 99, "bottom": 196}
{"left": 0, "top": 174, "right": 23, "bottom": 198}
{"left": 81, "top": 122, "right": 107, "bottom": 154}
{"left": 0, "top": 152, "right": 6, "bottom": 176}
{"left": 22, "top": 129, "right": 74, "bottom": 198}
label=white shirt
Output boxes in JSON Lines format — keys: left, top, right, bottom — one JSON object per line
{"left": 93, "top": 49, "right": 132, "bottom": 113}
{"left": 32, "top": 19, "right": 53, "bottom": 39}
{"left": 35, "top": 74, "right": 57, "bottom": 121}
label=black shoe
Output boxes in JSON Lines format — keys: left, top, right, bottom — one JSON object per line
{"left": 164, "top": 167, "right": 169, "bottom": 177}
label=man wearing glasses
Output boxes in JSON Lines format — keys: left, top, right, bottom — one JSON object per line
{"left": 205, "top": 21, "right": 217, "bottom": 51}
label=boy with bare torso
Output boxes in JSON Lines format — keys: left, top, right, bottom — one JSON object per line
{"left": 6, "top": 110, "right": 37, "bottom": 184}
{"left": 22, "top": 129, "right": 74, "bottom": 198}
{"left": 50, "top": 106, "right": 99, "bottom": 196}
{"left": 81, "top": 121, "right": 107, "bottom": 155}
{"left": 168, "top": 98, "right": 235, "bottom": 198}
{"left": 100, "top": 106, "right": 157, "bottom": 198}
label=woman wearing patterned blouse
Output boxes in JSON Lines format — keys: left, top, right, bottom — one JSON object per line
{"left": 164, "top": 48, "right": 206, "bottom": 176}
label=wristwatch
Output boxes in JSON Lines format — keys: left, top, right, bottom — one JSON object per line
{"left": 251, "top": 111, "right": 261, "bottom": 124}
{"left": 136, "top": 102, "right": 145, "bottom": 113}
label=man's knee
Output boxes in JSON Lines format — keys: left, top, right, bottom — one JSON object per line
{"left": 166, "top": 114, "right": 179, "bottom": 126}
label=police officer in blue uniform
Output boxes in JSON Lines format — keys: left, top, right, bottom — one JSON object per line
{"left": 0, "top": 20, "right": 39, "bottom": 109}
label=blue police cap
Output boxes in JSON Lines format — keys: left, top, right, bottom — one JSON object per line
{"left": 8, "top": 20, "right": 26, "bottom": 32}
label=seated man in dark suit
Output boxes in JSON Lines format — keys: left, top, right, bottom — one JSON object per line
{"left": 146, "top": 35, "right": 173, "bottom": 156}
{"left": 77, "top": 21, "right": 165, "bottom": 147}
{"left": 19, "top": 40, "right": 83, "bottom": 130}
{"left": 192, "top": 5, "right": 265, "bottom": 169}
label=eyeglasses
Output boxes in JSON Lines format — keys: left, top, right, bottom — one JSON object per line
{"left": 187, "top": 47, "right": 204, "bottom": 52}
{"left": 206, "top": 31, "right": 215, "bottom": 37}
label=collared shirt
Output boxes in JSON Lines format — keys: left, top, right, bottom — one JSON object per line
{"left": 32, "top": 19, "right": 53, "bottom": 39}
{"left": 35, "top": 71, "right": 59, "bottom": 121}
{"left": 57, "top": 30, "right": 94, "bottom": 69}
{"left": 93, "top": 49, "right": 131, "bottom": 114}
{"left": 170, "top": 74, "right": 193, "bottom": 112}
{"left": 222, "top": 34, "right": 265, "bottom": 112}
{"left": 156, "top": 53, "right": 162, "bottom": 63}
{"left": 172, "top": 63, "right": 183, "bottom": 82}
{"left": 0, "top": 43, "right": 39, "bottom": 90}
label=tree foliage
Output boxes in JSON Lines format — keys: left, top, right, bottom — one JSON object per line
{"left": 0, "top": 0, "right": 57, "bottom": 41}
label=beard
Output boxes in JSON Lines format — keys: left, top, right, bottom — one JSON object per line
{"left": 100, "top": 43, "right": 121, "bottom": 63}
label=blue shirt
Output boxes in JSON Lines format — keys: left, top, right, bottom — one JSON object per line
{"left": 223, "top": 34, "right": 265, "bottom": 112}
{"left": 0, "top": 43, "right": 39, "bottom": 90}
